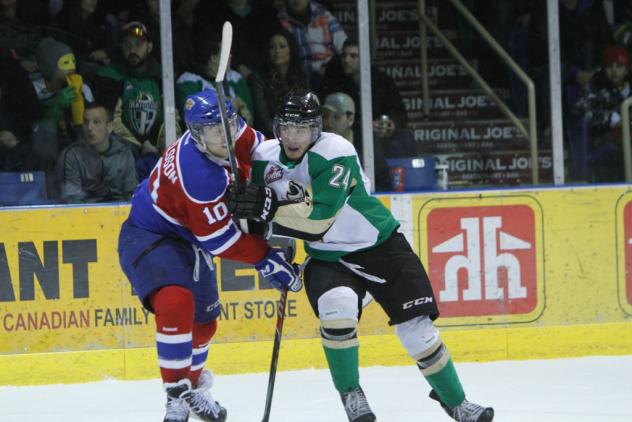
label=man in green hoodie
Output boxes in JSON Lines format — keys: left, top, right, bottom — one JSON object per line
{"left": 94, "top": 21, "right": 165, "bottom": 158}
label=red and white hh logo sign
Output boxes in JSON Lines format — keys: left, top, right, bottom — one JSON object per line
{"left": 624, "top": 202, "right": 632, "bottom": 307}
{"left": 427, "top": 205, "right": 538, "bottom": 317}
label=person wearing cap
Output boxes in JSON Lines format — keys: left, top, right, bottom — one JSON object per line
{"left": 323, "top": 92, "right": 392, "bottom": 192}
{"left": 94, "top": 21, "right": 173, "bottom": 158}
{"left": 322, "top": 92, "right": 356, "bottom": 142}
{"left": 574, "top": 45, "right": 632, "bottom": 181}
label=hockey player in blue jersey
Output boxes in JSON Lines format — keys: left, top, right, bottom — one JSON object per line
{"left": 117, "top": 89, "right": 302, "bottom": 422}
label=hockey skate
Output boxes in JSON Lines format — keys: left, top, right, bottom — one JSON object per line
{"left": 340, "top": 386, "right": 376, "bottom": 422}
{"left": 182, "top": 370, "right": 227, "bottom": 422}
{"left": 429, "top": 390, "right": 494, "bottom": 422}
{"left": 163, "top": 379, "right": 191, "bottom": 422}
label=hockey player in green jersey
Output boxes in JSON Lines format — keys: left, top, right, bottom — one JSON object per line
{"left": 226, "top": 92, "right": 494, "bottom": 422}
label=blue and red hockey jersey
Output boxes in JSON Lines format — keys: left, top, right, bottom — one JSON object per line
{"left": 129, "top": 119, "right": 269, "bottom": 264}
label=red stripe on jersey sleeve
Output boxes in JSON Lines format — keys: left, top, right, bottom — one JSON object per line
{"left": 235, "top": 125, "right": 263, "bottom": 179}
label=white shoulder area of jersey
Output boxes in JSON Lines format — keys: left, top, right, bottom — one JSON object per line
{"left": 311, "top": 131, "right": 357, "bottom": 161}
{"left": 252, "top": 138, "right": 281, "bottom": 160}
{"left": 177, "top": 71, "right": 206, "bottom": 85}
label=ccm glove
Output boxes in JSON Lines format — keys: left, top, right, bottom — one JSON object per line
{"left": 226, "top": 181, "right": 278, "bottom": 222}
{"left": 255, "top": 248, "right": 302, "bottom": 292}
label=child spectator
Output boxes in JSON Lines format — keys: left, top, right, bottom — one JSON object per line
{"left": 574, "top": 45, "right": 632, "bottom": 181}
{"left": 31, "top": 37, "right": 94, "bottom": 197}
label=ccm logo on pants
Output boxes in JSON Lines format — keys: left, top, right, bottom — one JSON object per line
{"left": 402, "top": 297, "right": 434, "bottom": 309}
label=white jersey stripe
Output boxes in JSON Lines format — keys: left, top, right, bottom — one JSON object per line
{"left": 196, "top": 220, "right": 236, "bottom": 241}
{"left": 152, "top": 203, "right": 183, "bottom": 226}
{"left": 156, "top": 332, "right": 193, "bottom": 344}
{"left": 193, "top": 344, "right": 210, "bottom": 355}
{"left": 209, "top": 230, "right": 242, "bottom": 255}
{"left": 158, "top": 357, "right": 192, "bottom": 369}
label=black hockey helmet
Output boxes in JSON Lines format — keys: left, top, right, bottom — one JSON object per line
{"left": 273, "top": 91, "right": 322, "bottom": 146}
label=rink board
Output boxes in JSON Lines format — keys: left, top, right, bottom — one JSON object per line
{"left": 1, "top": 186, "right": 632, "bottom": 385}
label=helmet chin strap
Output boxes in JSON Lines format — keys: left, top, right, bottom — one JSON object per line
{"left": 193, "top": 137, "right": 231, "bottom": 167}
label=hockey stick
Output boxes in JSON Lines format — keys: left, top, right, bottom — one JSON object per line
{"left": 261, "top": 237, "right": 296, "bottom": 422}
{"left": 261, "top": 287, "right": 287, "bottom": 422}
{"left": 214, "top": 21, "right": 242, "bottom": 189}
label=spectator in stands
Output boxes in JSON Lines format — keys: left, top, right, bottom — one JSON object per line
{"left": 47, "top": 0, "right": 113, "bottom": 78}
{"left": 57, "top": 102, "right": 137, "bottom": 203}
{"left": 603, "top": 0, "right": 632, "bottom": 29}
{"left": 31, "top": 37, "right": 94, "bottom": 197}
{"left": 0, "top": 56, "right": 40, "bottom": 171}
{"left": 176, "top": 26, "right": 254, "bottom": 126}
{"left": 94, "top": 21, "right": 164, "bottom": 158}
{"left": 192, "top": 0, "right": 282, "bottom": 79}
{"left": 0, "top": 0, "right": 48, "bottom": 73}
{"left": 247, "top": 27, "right": 311, "bottom": 137}
{"left": 528, "top": 0, "right": 612, "bottom": 137}
{"left": 129, "top": 0, "right": 192, "bottom": 73}
{"left": 0, "top": 126, "right": 33, "bottom": 172}
{"left": 322, "top": 92, "right": 392, "bottom": 192}
{"left": 574, "top": 45, "right": 632, "bottom": 181}
{"left": 322, "top": 38, "right": 416, "bottom": 158}
{"left": 278, "top": 0, "right": 347, "bottom": 90}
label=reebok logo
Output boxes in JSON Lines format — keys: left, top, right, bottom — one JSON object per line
{"left": 427, "top": 204, "right": 539, "bottom": 317}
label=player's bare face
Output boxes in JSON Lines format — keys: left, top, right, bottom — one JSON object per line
{"left": 269, "top": 35, "right": 290, "bottom": 68}
{"left": 201, "top": 117, "right": 238, "bottom": 160}
{"left": 279, "top": 123, "right": 312, "bottom": 160}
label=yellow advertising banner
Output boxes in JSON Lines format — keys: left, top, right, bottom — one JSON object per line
{"left": 0, "top": 205, "right": 389, "bottom": 355}
{"left": 2, "top": 186, "right": 632, "bottom": 385}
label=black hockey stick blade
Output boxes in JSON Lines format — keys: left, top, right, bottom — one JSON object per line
{"left": 261, "top": 288, "right": 288, "bottom": 422}
{"left": 214, "top": 21, "right": 241, "bottom": 188}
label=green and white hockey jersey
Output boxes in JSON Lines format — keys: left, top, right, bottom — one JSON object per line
{"left": 251, "top": 132, "right": 399, "bottom": 262}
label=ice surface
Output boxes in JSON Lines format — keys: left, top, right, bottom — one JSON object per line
{"left": 1, "top": 355, "right": 630, "bottom": 421}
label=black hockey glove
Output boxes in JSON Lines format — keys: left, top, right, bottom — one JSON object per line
{"left": 225, "top": 181, "right": 278, "bottom": 222}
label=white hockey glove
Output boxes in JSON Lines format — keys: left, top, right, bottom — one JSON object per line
{"left": 255, "top": 248, "right": 302, "bottom": 292}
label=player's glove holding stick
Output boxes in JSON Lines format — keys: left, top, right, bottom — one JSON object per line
{"left": 225, "top": 180, "right": 278, "bottom": 222}
{"left": 255, "top": 248, "right": 303, "bottom": 292}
